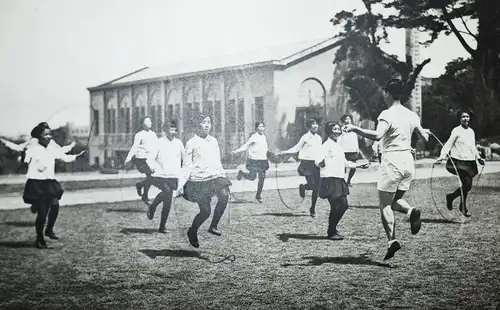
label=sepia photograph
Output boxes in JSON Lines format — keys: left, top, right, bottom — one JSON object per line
{"left": 0, "top": 0, "right": 499, "bottom": 309}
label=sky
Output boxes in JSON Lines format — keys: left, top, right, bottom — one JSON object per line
{"left": 0, "top": 0, "right": 476, "bottom": 138}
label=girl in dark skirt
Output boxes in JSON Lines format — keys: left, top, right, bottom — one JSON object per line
{"left": 181, "top": 114, "right": 232, "bottom": 248}
{"left": 231, "top": 122, "right": 269, "bottom": 203}
{"left": 278, "top": 118, "right": 323, "bottom": 217}
{"left": 23, "top": 123, "right": 85, "bottom": 249}
{"left": 437, "top": 110, "right": 485, "bottom": 217}
{"left": 146, "top": 120, "right": 185, "bottom": 233}
{"left": 124, "top": 116, "right": 158, "bottom": 204}
{"left": 314, "top": 121, "right": 369, "bottom": 240}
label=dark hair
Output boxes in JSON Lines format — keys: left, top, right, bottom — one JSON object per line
{"left": 30, "top": 123, "right": 50, "bottom": 139}
{"left": 161, "top": 119, "right": 177, "bottom": 131}
{"left": 306, "top": 118, "right": 319, "bottom": 128}
{"left": 141, "top": 115, "right": 152, "bottom": 124}
{"left": 457, "top": 109, "right": 474, "bottom": 119}
{"left": 323, "top": 121, "right": 341, "bottom": 142}
{"left": 193, "top": 113, "right": 210, "bottom": 126}
{"left": 340, "top": 114, "right": 352, "bottom": 123}
{"left": 383, "top": 79, "right": 403, "bottom": 100}
{"left": 255, "top": 122, "right": 265, "bottom": 130}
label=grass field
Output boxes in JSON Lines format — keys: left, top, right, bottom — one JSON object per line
{"left": 0, "top": 174, "right": 499, "bottom": 309}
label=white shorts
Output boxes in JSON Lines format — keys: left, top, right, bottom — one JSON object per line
{"left": 377, "top": 151, "right": 415, "bottom": 192}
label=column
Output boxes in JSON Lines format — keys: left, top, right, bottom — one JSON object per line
{"left": 160, "top": 81, "right": 166, "bottom": 125}
{"left": 220, "top": 77, "right": 226, "bottom": 156}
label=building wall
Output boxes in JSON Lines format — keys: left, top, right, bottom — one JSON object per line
{"left": 272, "top": 46, "right": 349, "bottom": 150}
{"left": 89, "top": 66, "right": 275, "bottom": 167}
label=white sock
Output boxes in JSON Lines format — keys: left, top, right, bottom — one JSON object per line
{"left": 388, "top": 239, "right": 398, "bottom": 246}
{"left": 407, "top": 207, "right": 414, "bottom": 216}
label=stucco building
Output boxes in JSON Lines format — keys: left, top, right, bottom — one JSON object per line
{"left": 87, "top": 37, "right": 351, "bottom": 168}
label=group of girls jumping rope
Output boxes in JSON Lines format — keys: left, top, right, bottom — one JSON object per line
{"left": 2, "top": 79, "right": 485, "bottom": 259}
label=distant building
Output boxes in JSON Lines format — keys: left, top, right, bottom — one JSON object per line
{"left": 67, "top": 123, "right": 90, "bottom": 145}
{"left": 87, "top": 37, "right": 354, "bottom": 168}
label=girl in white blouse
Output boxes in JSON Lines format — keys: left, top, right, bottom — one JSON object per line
{"left": 181, "top": 114, "right": 232, "bottom": 248}
{"left": 278, "top": 118, "right": 322, "bottom": 217}
{"left": 231, "top": 122, "right": 270, "bottom": 203}
{"left": 23, "top": 123, "right": 85, "bottom": 249}
{"left": 146, "top": 120, "right": 185, "bottom": 233}
{"left": 315, "top": 121, "right": 368, "bottom": 240}
{"left": 124, "top": 116, "right": 158, "bottom": 204}
{"left": 436, "top": 110, "right": 485, "bottom": 217}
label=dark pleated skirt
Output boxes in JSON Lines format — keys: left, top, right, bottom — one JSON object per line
{"left": 446, "top": 157, "right": 478, "bottom": 178}
{"left": 23, "top": 179, "right": 64, "bottom": 205}
{"left": 183, "top": 177, "right": 232, "bottom": 203}
{"left": 151, "top": 177, "right": 178, "bottom": 192}
{"left": 297, "top": 160, "right": 320, "bottom": 177}
{"left": 318, "top": 177, "right": 349, "bottom": 199}
{"left": 246, "top": 159, "right": 270, "bottom": 173}
{"left": 133, "top": 157, "right": 154, "bottom": 175}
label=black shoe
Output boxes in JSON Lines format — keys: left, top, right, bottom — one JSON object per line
{"left": 30, "top": 205, "right": 37, "bottom": 214}
{"left": 135, "top": 184, "right": 143, "bottom": 197}
{"left": 309, "top": 208, "right": 315, "bottom": 218}
{"left": 459, "top": 203, "right": 471, "bottom": 217}
{"left": 446, "top": 194, "right": 454, "bottom": 210}
{"left": 299, "top": 184, "right": 306, "bottom": 199}
{"left": 187, "top": 228, "right": 199, "bottom": 248}
{"left": 45, "top": 230, "right": 59, "bottom": 240}
{"left": 158, "top": 227, "right": 166, "bottom": 234}
{"left": 147, "top": 205, "right": 155, "bottom": 220}
{"left": 141, "top": 196, "right": 150, "bottom": 205}
{"left": 35, "top": 238, "right": 47, "bottom": 249}
{"left": 237, "top": 170, "right": 244, "bottom": 181}
{"left": 255, "top": 197, "right": 263, "bottom": 204}
{"left": 347, "top": 182, "right": 353, "bottom": 187}
{"left": 208, "top": 227, "right": 222, "bottom": 236}
{"left": 409, "top": 208, "right": 422, "bottom": 235}
{"left": 384, "top": 240, "right": 401, "bottom": 260}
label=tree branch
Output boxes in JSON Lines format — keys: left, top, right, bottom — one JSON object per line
{"left": 460, "top": 16, "right": 477, "bottom": 40}
{"left": 441, "top": 6, "right": 476, "bottom": 57}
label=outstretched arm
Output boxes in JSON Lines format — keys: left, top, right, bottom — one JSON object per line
{"left": 59, "top": 141, "right": 76, "bottom": 153}
{"left": 1, "top": 138, "right": 30, "bottom": 152}
{"left": 279, "top": 136, "right": 305, "bottom": 155}
{"left": 345, "top": 121, "right": 390, "bottom": 141}
{"left": 231, "top": 135, "right": 255, "bottom": 154}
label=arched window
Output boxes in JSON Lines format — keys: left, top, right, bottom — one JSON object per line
{"left": 184, "top": 87, "right": 201, "bottom": 135}
{"left": 205, "top": 84, "right": 222, "bottom": 136}
{"left": 298, "top": 78, "right": 326, "bottom": 107}
{"left": 149, "top": 90, "right": 162, "bottom": 132}
{"left": 119, "top": 94, "right": 131, "bottom": 133}
{"left": 133, "top": 92, "right": 146, "bottom": 132}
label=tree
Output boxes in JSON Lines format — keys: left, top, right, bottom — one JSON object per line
{"left": 330, "top": 0, "right": 431, "bottom": 122}
{"left": 422, "top": 57, "right": 500, "bottom": 143}
{"left": 382, "top": 0, "right": 500, "bottom": 134}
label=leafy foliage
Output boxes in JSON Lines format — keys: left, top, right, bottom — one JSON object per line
{"left": 330, "top": 0, "right": 431, "bottom": 122}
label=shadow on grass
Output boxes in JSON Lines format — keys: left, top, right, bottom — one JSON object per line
{"left": 0, "top": 240, "right": 35, "bottom": 248}
{"left": 349, "top": 205, "right": 379, "bottom": 210}
{"left": 473, "top": 186, "right": 500, "bottom": 194}
{"left": 420, "top": 218, "right": 463, "bottom": 224}
{"left": 2, "top": 221, "right": 33, "bottom": 227}
{"left": 230, "top": 199, "right": 254, "bottom": 204}
{"left": 255, "top": 213, "right": 310, "bottom": 218}
{"left": 106, "top": 208, "right": 145, "bottom": 213}
{"left": 277, "top": 233, "right": 328, "bottom": 242}
{"left": 282, "top": 254, "right": 392, "bottom": 268}
{"left": 120, "top": 228, "right": 158, "bottom": 235}
{"left": 139, "top": 249, "right": 209, "bottom": 261}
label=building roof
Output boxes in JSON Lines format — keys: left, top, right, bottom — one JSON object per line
{"left": 88, "top": 36, "right": 341, "bottom": 91}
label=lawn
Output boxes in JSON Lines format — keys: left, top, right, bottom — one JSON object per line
{"left": 0, "top": 173, "right": 499, "bottom": 309}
